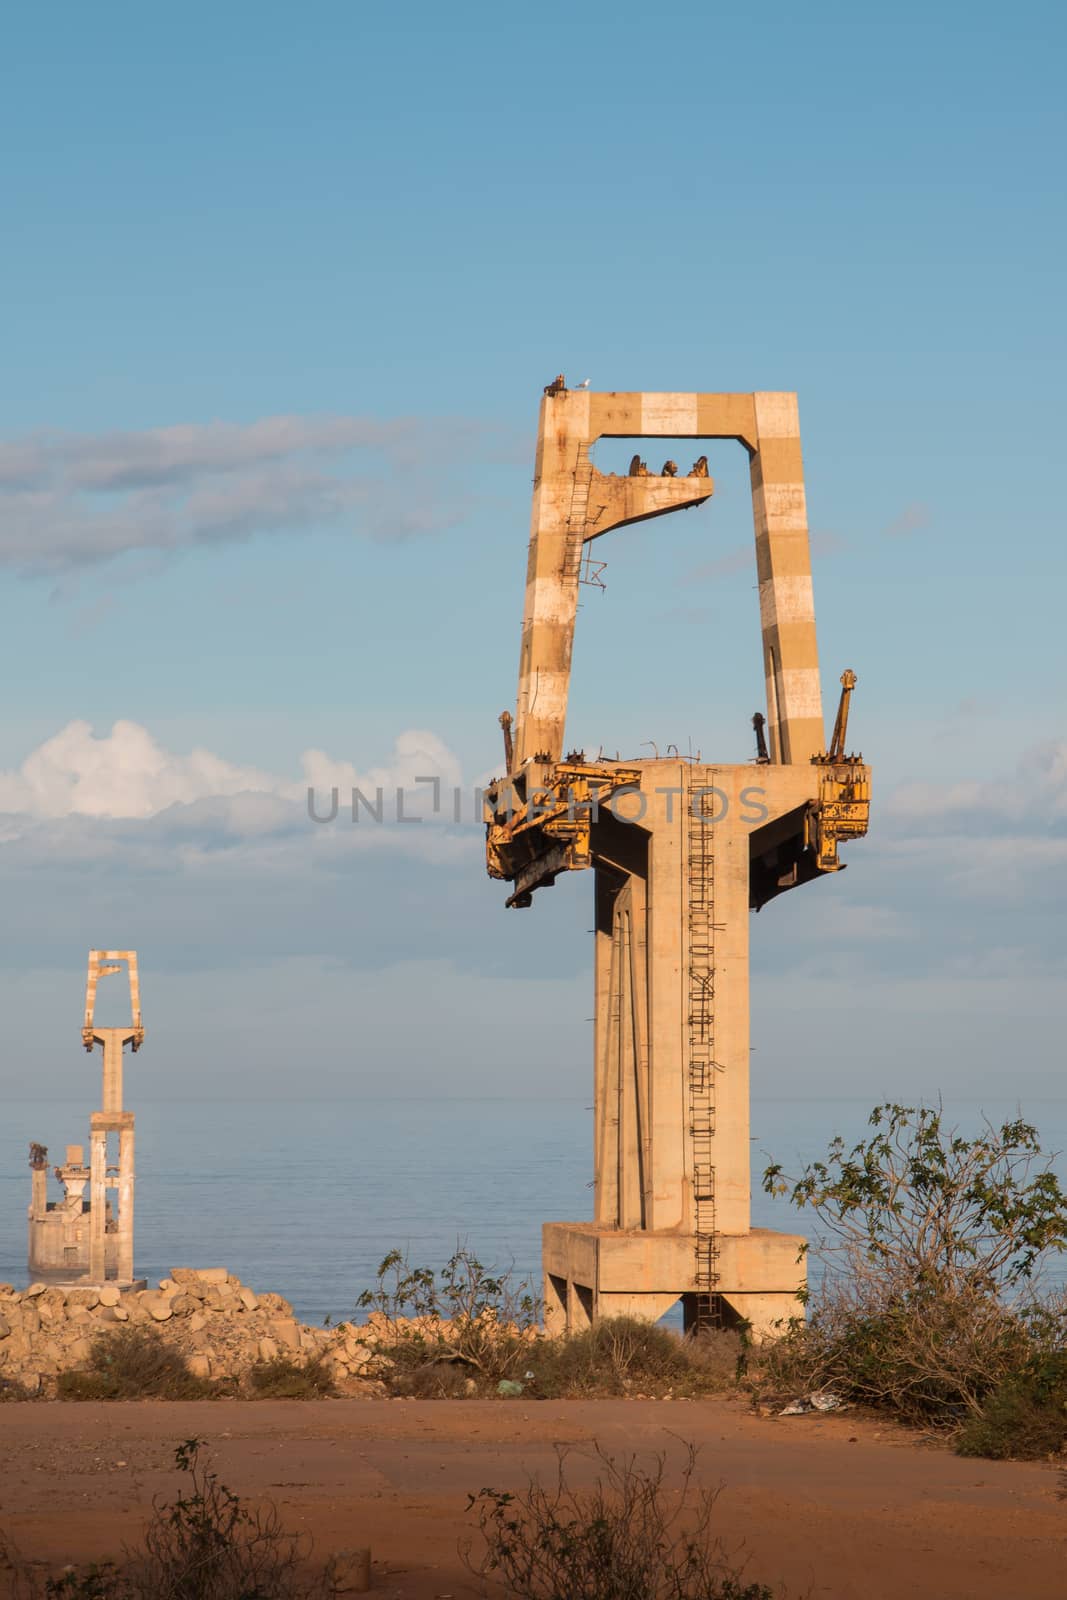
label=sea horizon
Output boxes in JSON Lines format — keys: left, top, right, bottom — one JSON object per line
{"left": 5, "top": 1094, "right": 1065, "bottom": 1325}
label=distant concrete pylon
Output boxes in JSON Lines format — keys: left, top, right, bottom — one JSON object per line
{"left": 83, "top": 951, "right": 143, "bottom": 1282}
{"left": 27, "top": 951, "right": 146, "bottom": 1285}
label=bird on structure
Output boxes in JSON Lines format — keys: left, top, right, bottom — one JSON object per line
{"left": 576, "top": 378, "right": 590, "bottom": 388}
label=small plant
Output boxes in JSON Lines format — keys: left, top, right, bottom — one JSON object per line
{"left": 132, "top": 1437, "right": 316, "bottom": 1597}
{"left": 358, "top": 1245, "right": 540, "bottom": 1332}
{"left": 464, "top": 1442, "right": 778, "bottom": 1599}
{"left": 56, "top": 1329, "right": 213, "bottom": 1402}
{"left": 759, "top": 1104, "right": 1067, "bottom": 1429}
{"left": 246, "top": 1355, "right": 336, "bottom": 1400}
{"left": 763, "top": 1103, "right": 1067, "bottom": 1295}
{"left": 357, "top": 1245, "right": 541, "bottom": 1387}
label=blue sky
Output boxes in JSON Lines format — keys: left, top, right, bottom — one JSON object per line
{"left": 0, "top": 2, "right": 1063, "bottom": 1109}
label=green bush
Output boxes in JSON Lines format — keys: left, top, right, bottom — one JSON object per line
{"left": 56, "top": 1328, "right": 212, "bottom": 1401}
{"left": 956, "top": 1351, "right": 1067, "bottom": 1460}
{"left": 759, "top": 1104, "right": 1067, "bottom": 1430}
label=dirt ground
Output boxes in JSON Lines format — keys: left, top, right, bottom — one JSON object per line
{"left": 0, "top": 1397, "right": 1062, "bottom": 1599}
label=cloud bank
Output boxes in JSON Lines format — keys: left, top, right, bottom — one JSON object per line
{"left": 0, "top": 718, "right": 463, "bottom": 825}
{"left": 0, "top": 414, "right": 518, "bottom": 574}
{"left": 0, "top": 720, "right": 1062, "bottom": 1101}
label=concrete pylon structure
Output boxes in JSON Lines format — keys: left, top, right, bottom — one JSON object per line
{"left": 27, "top": 951, "right": 145, "bottom": 1284}
{"left": 485, "top": 383, "right": 871, "bottom": 1338}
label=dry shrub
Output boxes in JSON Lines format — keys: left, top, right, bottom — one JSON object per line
{"left": 245, "top": 1355, "right": 336, "bottom": 1400}
{"left": 386, "top": 1356, "right": 478, "bottom": 1399}
{"left": 130, "top": 1437, "right": 319, "bottom": 1597}
{"left": 526, "top": 1317, "right": 740, "bottom": 1400}
{"left": 681, "top": 1327, "right": 746, "bottom": 1391}
{"left": 373, "top": 1323, "right": 532, "bottom": 1394}
{"left": 0, "top": 1439, "right": 338, "bottom": 1597}
{"left": 358, "top": 1246, "right": 745, "bottom": 1399}
{"left": 0, "top": 1375, "right": 34, "bottom": 1403}
{"left": 756, "top": 1265, "right": 1035, "bottom": 1425}
{"left": 357, "top": 1246, "right": 539, "bottom": 1390}
{"left": 956, "top": 1350, "right": 1067, "bottom": 1460}
{"left": 759, "top": 1104, "right": 1067, "bottom": 1436}
{"left": 56, "top": 1328, "right": 212, "bottom": 1402}
{"left": 464, "top": 1442, "right": 780, "bottom": 1600}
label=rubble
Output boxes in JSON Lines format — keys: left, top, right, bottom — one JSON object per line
{"left": 0, "top": 1269, "right": 400, "bottom": 1398}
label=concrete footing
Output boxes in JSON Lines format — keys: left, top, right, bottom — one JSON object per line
{"left": 543, "top": 1221, "right": 805, "bottom": 1341}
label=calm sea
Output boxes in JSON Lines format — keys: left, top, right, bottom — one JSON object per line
{"left": 2, "top": 1097, "right": 1065, "bottom": 1324}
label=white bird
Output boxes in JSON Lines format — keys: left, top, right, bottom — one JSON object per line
{"left": 576, "top": 378, "right": 590, "bottom": 388}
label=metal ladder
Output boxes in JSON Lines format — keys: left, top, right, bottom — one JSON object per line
{"left": 686, "top": 772, "right": 720, "bottom": 1329}
{"left": 560, "top": 448, "right": 592, "bottom": 582}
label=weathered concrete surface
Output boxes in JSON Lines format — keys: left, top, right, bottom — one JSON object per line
{"left": 543, "top": 1222, "right": 805, "bottom": 1335}
{"left": 487, "top": 384, "right": 871, "bottom": 1336}
{"left": 514, "top": 389, "right": 823, "bottom": 773}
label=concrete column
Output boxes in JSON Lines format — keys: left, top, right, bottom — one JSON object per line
{"left": 750, "top": 392, "right": 824, "bottom": 763}
{"left": 707, "top": 800, "right": 752, "bottom": 1235}
{"left": 544, "top": 1272, "right": 568, "bottom": 1336}
{"left": 593, "top": 871, "right": 618, "bottom": 1226}
{"left": 567, "top": 1279, "right": 593, "bottom": 1332}
{"left": 98, "top": 1031, "right": 125, "bottom": 1115}
{"left": 645, "top": 770, "right": 686, "bottom": 1230}
{"left": 117, "top": 1125, "right": 135, "bottom": 1282}
{"left": 616, "top": 889, "right": 643, "bottom": 1230}
{"left": 88, "top": 1126, "right": 107, "bottom": 1281}
{"left": 627, "top": 870, "right": 651, "bottom": 1227}
{"left": 514, "top": 397, "right": 592, "bottom": 771}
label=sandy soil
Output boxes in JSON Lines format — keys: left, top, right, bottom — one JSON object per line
{"left": 0, "top": 1397, "right": 1062, "bottom": 1598}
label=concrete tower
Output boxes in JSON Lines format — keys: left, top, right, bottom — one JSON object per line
{"left": 484, "top": 384, "right": 871, "bottom": 1337}
{"left": 27, "top": 951, "right": 145, "bottom": 1284}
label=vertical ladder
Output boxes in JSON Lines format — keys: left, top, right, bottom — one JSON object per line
{"left": 686, "top": 771, "right": 720, "bottom": 1329}
{"left": 560, "top": 448, "right": 592, "bottom": 582}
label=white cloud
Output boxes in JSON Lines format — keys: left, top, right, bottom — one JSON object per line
{"left": 302, "top": 729, "right": 463, "bottom": 802}
{"left": 0, "top": 719, "right": 464, "bottom": 825}
{"left": 0, "top": 720, "right": 276, "bottom": 819}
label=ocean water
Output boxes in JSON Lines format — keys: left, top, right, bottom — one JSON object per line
{"left": 2, "top": 1096, "right": 1065, "bottom": 1324}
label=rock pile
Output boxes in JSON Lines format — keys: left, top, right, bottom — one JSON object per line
{"left": 0, "top": 1269, "right": 384, "bottom": 1397}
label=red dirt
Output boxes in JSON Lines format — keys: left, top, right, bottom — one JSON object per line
{"left": 0, "top": 1397, "right": 1062, "bottom": 1598}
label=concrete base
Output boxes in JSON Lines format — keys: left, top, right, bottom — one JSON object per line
{"left": 24, "top": 1267, "right": 146, "bottom": 1291}
{"left": 543, "top": 1221, "right": 805, "bottom": 1341}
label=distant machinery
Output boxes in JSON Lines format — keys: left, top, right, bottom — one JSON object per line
{"left": 484, "top": 382, "right": 870, "bottom": 1335}
{"left": 28, "top": 951, "right": 145, "bottom": 1284}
